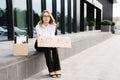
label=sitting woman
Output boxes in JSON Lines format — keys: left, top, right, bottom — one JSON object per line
{"left": 34, "top": 10, "right": 61, "bottom": 78}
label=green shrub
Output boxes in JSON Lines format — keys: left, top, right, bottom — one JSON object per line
{"left": 111, "top": 22, "right": 115, "bottom": 26}
{"left": 88, "top": 21, "right": 95, "bottom": 27}
{"left": 101, "top": 20, "right": 112, "bottom": 25}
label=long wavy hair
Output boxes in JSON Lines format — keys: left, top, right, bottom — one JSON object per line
{"left": 38, "top": 10, "right": 56, "bottom": 26}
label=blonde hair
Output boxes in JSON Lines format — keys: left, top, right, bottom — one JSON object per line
{"left": 38, "top": 10, "right": 56, "bottom": 26}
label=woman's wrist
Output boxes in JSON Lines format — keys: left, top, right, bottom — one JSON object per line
{"left": 36, "top": 34, "right": 40, "bottom": 39}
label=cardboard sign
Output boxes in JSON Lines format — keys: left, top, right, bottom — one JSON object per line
{"left": 37, "top": 36, "right": 71, "bottom": 48}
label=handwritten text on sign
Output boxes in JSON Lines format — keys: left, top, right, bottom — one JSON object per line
{"left": 37, "top": 36, "right": 71, "bottom": 48}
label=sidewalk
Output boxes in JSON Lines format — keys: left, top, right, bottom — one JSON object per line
{"left": 26, "top": 35, "right": 120, "bottom": 80}
{"left": 0, "top": 31, "right": 113, "bottom": 80}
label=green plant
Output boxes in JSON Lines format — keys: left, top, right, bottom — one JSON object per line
{"left": 111, "top": 22, "right": 115, "bottom": 26}
{"left": 85, "top": 21, "right": 89, "bottom": 26}
{"left": 22, "top": 41, "right": 28, "bottom": 44}
{"left": 88, "top": 21, "right": 95, "bottom": 27}
{"left": 101, "top": 20, "right": 112, "bottom": 25}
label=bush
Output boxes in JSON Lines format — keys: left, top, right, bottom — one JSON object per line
{"left": 88, "top": 21, "right": 95, "bottom": 27}
{"left": 85, "top": 21, "right": 89, "bottom": 26}
{"left": 101, "top": 20, "right": 112, "bottom": 25}
{"left": 111, "top": 22, "right": 115, "bottom": 26}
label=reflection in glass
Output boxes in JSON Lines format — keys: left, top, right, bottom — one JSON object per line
{"left": 13, "top": 0, "right": 27, "bottom": 36}
{"left": 57, "top": 0, "right": 61, "bottom": 35}
{"left": 32, "top": 0, "right": 41, "bottom": 37}
{"left": 84, "top": 3, "right": 88, "bottom": 31}
{"left": 65, "top": 0, "right": 68, "bottom": 33}
{"left": 71, "top": 0, "right": 73, "bottom": 32}
{"left": 94, "top": 8, "right": 96, "bottom": 28}
{"left": 46, "top": 0, "right": 52, "bottom": 13}
{"left": 0, "top": 0, "right": 8, "bottom": 40}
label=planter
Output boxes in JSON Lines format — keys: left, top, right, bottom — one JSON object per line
{"left": 89, "top": 26, "right": 95, "bottom": 31}
{"left": 88, "top": 21, "right": 95, "bottom": 31}
{"left": 89, "top": 26, "right": 93, "bottom": 30}
{"left": 85, "top": 26, "right": 89, "bottom": 31}
{"left": 101, "top": 25, "right": 111, "bottom": 32}
{"left": 111, "top": 26, "right": 115, "bottom": 34}
{"left": 92, "top": 26, "right": 95, "bottom": 31}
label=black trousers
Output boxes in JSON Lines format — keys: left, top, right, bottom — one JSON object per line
{"left": 34, "top": 40, "right": 61, "bottom": 72}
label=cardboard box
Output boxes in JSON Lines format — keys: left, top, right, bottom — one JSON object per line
{"left": 37, "top": 36, "right": 71, "bottom": 48}
{"left": 13, "top": 44, "right": 28, "bottom": 56}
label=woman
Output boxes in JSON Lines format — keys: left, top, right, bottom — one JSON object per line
{"left": 34, "top": 10, "right": 61, "bottom": 78}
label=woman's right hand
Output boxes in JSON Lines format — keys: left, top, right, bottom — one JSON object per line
{"left": 36, "top": 34, "right": 40, "bottom": 39}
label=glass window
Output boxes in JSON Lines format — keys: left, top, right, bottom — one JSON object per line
{"left": 94, "top": 8, "right": 96, "bottom": 27}
{"left": 0, "top": 0, "right": 8, "bottom": 40}
{"left": 46, "top": 0, "right": 52, "bottom": 13}
{"left": 13, "top": 0, "right": 27, "bottom": 36}
{"left": 84, "top": 3, "right": 87, "bottom": 20}
{"left": 65, "top": 0, "right": 68, "bottom": 33}
{"left": 57, "top": 0, "right": 61, "bottom": 35}
{"left": 32, "top": 0, "right": 41, "bottom": 37}
{"left": 84, "top": 3, "right": 88, "bottom": 30}
{"left": 71, "top": 0, "right": 73, "bottom": 32}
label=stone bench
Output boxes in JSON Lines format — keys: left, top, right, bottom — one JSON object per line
{"left": 0, "top": 31, "right": 112, "bottom": 80}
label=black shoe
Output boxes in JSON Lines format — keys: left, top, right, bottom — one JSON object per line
{"left": 49, "top": 74, "right": 56, "bottom": 78}
{"left": 56, "top": 74, "right": 61, "bottom": 78}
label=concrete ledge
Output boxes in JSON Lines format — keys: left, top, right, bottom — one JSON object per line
{"left": 0, "top": 31, "right": 112, "bottom": 80}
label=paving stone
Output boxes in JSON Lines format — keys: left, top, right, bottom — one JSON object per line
{"left": 7, "top": 65, "right": 18, "bottom": 80}
{"left": 0, "top": 69, "right": 7, "bottom": 80}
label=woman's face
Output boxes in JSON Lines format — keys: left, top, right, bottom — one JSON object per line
{"left": 42, "top": 12, "right": 50, "bottom": 24}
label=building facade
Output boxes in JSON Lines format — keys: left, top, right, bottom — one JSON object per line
{"left": 98, "top": 0, "right": 116, "bottom": 20}
{"left": 0, "top": 0, "right": 116, "bottom": 41}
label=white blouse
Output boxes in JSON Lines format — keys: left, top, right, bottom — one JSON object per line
{"left": 35, "top": 24, "right": 56, "bottom": 36}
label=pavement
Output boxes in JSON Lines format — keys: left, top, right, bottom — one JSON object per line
{"left": 25, "top": 34, "right": 120, "bottom": 80}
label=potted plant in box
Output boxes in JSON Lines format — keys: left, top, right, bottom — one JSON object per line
{"left": 85, "top": 21, "right": 89, "bottom": 31}
{"left": 88, "top": 21, "right": 95, "bottom": 30}
{"left": 101, "top": 20, "right": 112, "bottom": 32}
{"left": 111, "top": 21, "right": 115, "bottom": 34}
